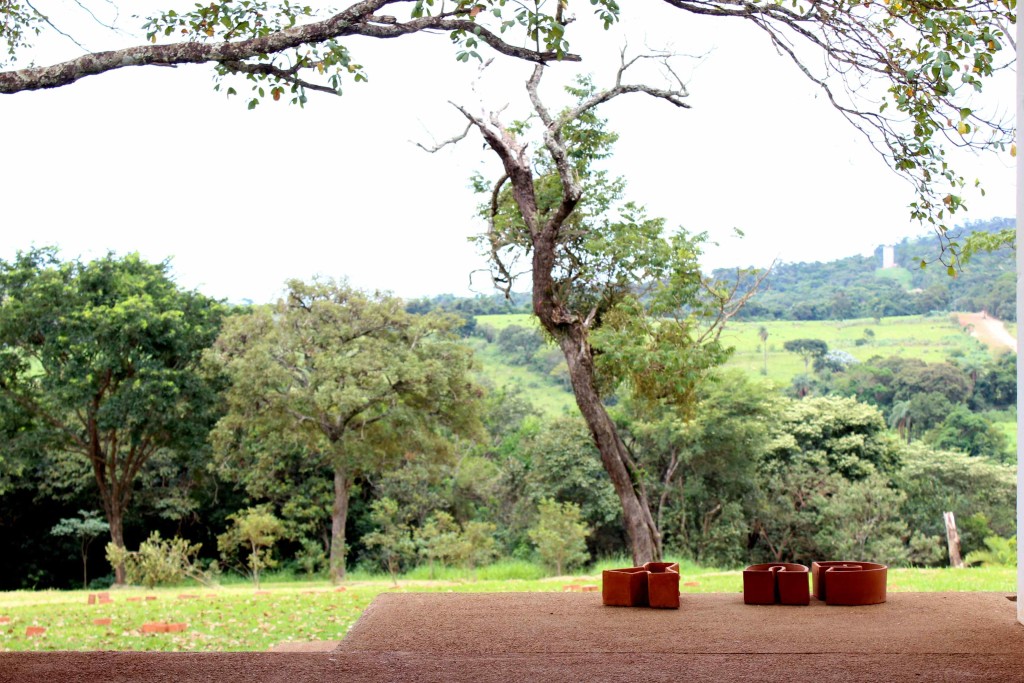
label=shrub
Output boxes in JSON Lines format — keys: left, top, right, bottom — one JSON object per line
{"left": 105, "top": 532, "right": 215, "bottom": 588}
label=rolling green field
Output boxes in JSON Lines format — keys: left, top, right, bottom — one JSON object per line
{"left": 720, "top": 314, "right": 995, "bottom": 386}
{"left": 0, "top": 565, "right": 1013, "bottom": 652}
{"left": 475, "top": 312, "right": 1005, "bottom": 395}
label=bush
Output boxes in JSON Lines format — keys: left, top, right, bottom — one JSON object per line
{"left": 105, "top": 532, "right": 215, "bottom": 588}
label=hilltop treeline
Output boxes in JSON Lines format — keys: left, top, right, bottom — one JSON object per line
{"left": 726, "top": 217, "right": 1016, "bottom": 321}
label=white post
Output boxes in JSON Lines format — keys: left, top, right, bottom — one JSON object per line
{"left": 1016, "top": 9, "right": 1023, "bottom": 624}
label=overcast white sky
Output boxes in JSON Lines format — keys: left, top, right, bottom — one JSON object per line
{"left": 0, "top": 2, "right": 1016, "bottom": 303}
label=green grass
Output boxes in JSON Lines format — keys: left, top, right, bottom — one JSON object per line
{"left": 0, "top": 564, "right": 1014, "bottom": 652}
{"left": 874, "top": 267, "right": 913, "bottom": 288}
{"left": 472, "top": 314, "right": 998, "bottom": 405}
{"left": 720, "top": 314, "right": 990, "bottom": 387}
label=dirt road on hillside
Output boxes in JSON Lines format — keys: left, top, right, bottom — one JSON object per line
{"left": 957, "top": 312, "right": 1017, "bottom": 353}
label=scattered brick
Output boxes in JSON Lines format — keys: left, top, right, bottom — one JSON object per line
{"left": 0, "top": 616, "right": 11, "bottom": 624}
{"left": 145, "top": 596, "right": 157, "bottom": 601}
{"left": 581, "top": 586, "right": 599, "bottom": 593}
{"left": 562, "top": 585, "right": 581, "bottom": 592}
{"left": 87, "top": 593, "right": 96, "bottom": 605}
{"left": 92, "top": 618, "right": 112, "bottom": 626}
{"left": 97, "top": 592, "right": 110, "bottom": 601}
{"left": 177, "top": 594, "right": 199, "bottom": 600}
{"left": 141, "top": 622, "right": 169, "bottom": 634}
{"left": 25, "top": 626, "right": 45, "bottom": 637}
{"left": 334, "top": 587, "right": 347, "bottom": 593}
{"left": 166, "top": 623, "right": 188, "bottom": 633}
{"left": 683, "top": 581, "right": 700, "bottom": 587}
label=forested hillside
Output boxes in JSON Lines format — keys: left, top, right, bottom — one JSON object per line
{"left": 728, "top": 217, "right": 1016, "bottom": 321}
{"left": 0, "top": 235, "right": 1016, "bottom": 592}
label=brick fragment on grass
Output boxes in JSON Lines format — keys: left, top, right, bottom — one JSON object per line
{"left": 87, "top": 593, "right": 96, "bottom": 605}
{"left": 141, "top": 621, "right": 187, "bottom": 634}
{"left": 581, "top": 586, "right": 598, "bottom": 592}
{"left": 334, "top": 587, "right": 346, "bottom": 593}
{"left": 145, "top": 596, "right": 157, "bottom": 601}
{"left": 127, "top": 597, "right": 142, "bottom": 602}
{"left": 562, "top": 585, "right": 581, "bottom": 592}
{"left": 25, "top": 626, "right": 45, "bottom": 637}
{"left": 92, "top": 618, "right": 112, "bottom": 626}
{"left": 0, "top": 616, "right": 10, "bottom": 624}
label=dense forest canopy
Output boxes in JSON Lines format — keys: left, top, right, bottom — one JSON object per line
{"left": 0, "top": 228, "right": 1016, "bottom": 589}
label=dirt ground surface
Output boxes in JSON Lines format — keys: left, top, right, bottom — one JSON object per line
{"left": 3, "top": 592, "right": 1024, "bottom": 682}
{"left": 958, "top": 312, "right": 1017, "bottom": 352}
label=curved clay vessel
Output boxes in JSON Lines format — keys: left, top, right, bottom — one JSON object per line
{"left": 742, "top": 563, "right": 810, "bottom": 605}
{"left": 602, "top": 562, "right": 680, "bottom": 609}
{"left": 811, "top": 561, "right": 887, "bottom": 605}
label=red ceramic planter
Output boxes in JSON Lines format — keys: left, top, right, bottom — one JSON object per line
{"left": 602, "top": 562, "right": 680, "bottom": 609}
{"left": 811, "top": 561, "right": 887, "bottom": 605}
{"left": 742, "top": 563, "right": 809, "bottom": 605}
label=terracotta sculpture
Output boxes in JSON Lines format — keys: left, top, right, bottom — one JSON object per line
{"left": 742, "top": 563, "right": 810, "bottom": 605}
{"left": 602, "top": 562, "right": 680, "bottom": 608}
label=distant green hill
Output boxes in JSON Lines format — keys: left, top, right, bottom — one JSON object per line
{"left": 726, "top": 217, "right": 1015, "bottom": 322}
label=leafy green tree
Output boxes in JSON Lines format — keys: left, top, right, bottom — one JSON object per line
{"left": 895, "top": 444, "right": 1015, "bottom": 559}
{"left": 414, "top": 511, "right": 461, "bottom": 579}
{"left": 50, "top": 510, "right": 109, "bottom": 589}
{"left": 462, "top": 72, "right": 765, "bottom": 566}
{"left": 496, "top": 325, "right": 544, "bottom": 365}
{"left": 362, "top": 498, "right": 416, "bottom": 585}
{"left": 753, "top": 463, "right": 843, "bottom": 564}
{"left": 763, "top": 396, "right": 901, "bottom": 480}
{"left": 928, "top": 405, "right": 1009, "bottom": 461}
{"left": 217, "top": 506, "right": 286, "bottom": 588}
{"left": 814, "top": 474, "right": 909, "bottom": 565}
{"left": 892, "top": 363, "right": 972, "bottom": 404}
{"left": 209, "top": 278, "right": 482, "bottom": 581}
{"left": 783, "top": 339, "right": 829, "bottom": 371}
{"left": 616, "top": 371, "right": 774, "bottom": 567}
{"left": 0, "top": 249, "right": 225, "bottom": 584}
{"left": 528, "top": 499, "right": 590, "bottom": 576}
{"left": 452, "top": 521, "right": 499, "bottom": 577}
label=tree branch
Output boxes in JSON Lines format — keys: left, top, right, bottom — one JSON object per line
{"left": 0, "top": 0, "right": 578, "bottom": 94}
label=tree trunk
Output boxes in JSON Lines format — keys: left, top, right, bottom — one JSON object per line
{"left": 555, "top": 327, "right": 662, "bottom": 566}
{"left": 330, "top": 467, "right": 351, "bottom": 583}
{"left": 107, "top": 507, "right": 126, "bottom": 585}
{"left": 943, "top": 511, "right": 965, "bottom": 568}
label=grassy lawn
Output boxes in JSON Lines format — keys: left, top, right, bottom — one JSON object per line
{"left": 474, "top": 313, "right": 994, "bottom": 398}
{"left": 0, "top": 563, "right": 1014, "bottom": 652}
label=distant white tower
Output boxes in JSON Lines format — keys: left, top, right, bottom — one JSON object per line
{"left": 881, "top": 245, "right": 896, "bottom": 269}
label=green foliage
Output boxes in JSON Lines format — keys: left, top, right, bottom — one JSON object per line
{"left": 0, "top": 248, "right": 225, "bottom": 583}
{"left": 895, "top": 444, "right": 1015, "bottom": 559}
{"left": 217, "top": 506, "right": 286, "bottom": 588}
{"left": 50, "top": 511, "right": 109, "bottom": 589}
{"left": 105, "top": 532, "right": 210, "bottom": 589}
{"left": 451, "top": 521, "right": 499, "bottom": 576}
{"left": 727, "top": 218, "right": 1016, "bottom": 321}
{"left": 965, "top": 536, "right": 1016, "bottom": 568}
{"left": 294, "top": 538, "right": 327, "bottom": 577}
{"left": 209, "top": 278, "right": 482, "bottom": 581}
{"left": 362, "top": 498, "right": 416, "bottom": 585}
{"left": 527, "top": 499, "right": 590, "bottom": 576}
{"left": 413, "top": 511, "right": 461, "bottom": 579}
{"left": 763, "top": 396, "right": 900, "bottom": 480}
{"left": 814, "top": 475, "right": 909, "bottom": 566}
{"left": 928, "top": 405, "right": 1009, "bottom": 460}
{"left": 782, "top": 339, "right": 829, "bottom": 370}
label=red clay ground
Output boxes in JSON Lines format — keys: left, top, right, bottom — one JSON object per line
{"left": 958, "top": 312, "right": 1017, "bottom": 352}
{"left": 3, "top": 592, "right": 1023, "bottom": 681}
